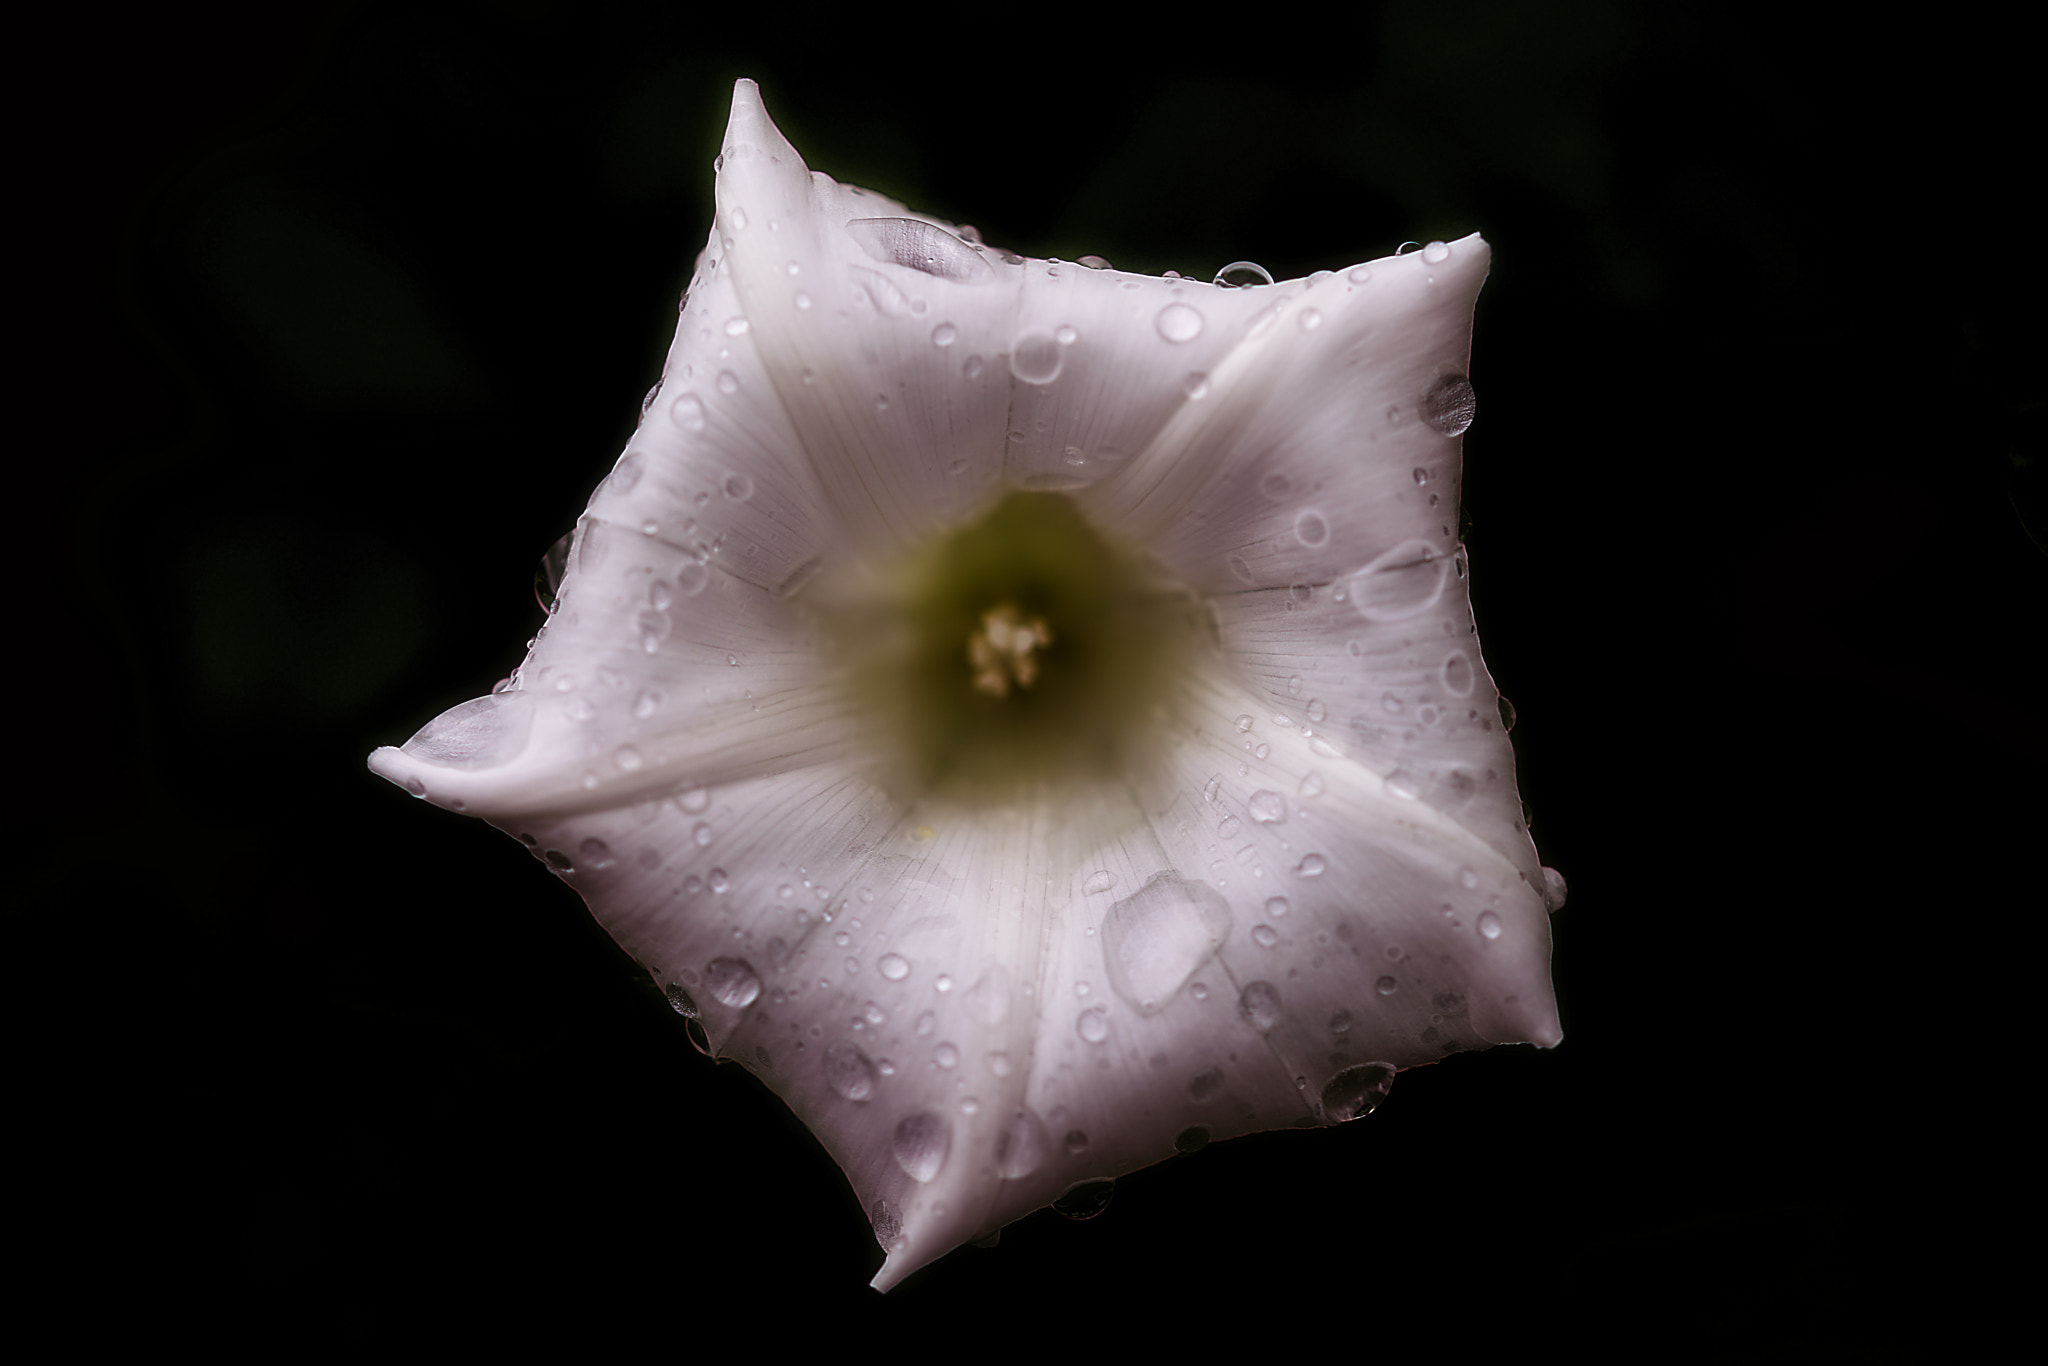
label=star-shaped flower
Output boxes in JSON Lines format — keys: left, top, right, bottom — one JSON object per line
{"left": 370, "top": 79, "right": 1562, "bottom": 1290}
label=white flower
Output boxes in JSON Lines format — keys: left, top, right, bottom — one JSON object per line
{"left": 369, "top": 79, "right": 1562, "bottom": 1291}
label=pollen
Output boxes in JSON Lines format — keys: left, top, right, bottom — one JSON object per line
{"left": 967, "top": 605, "right": 1054, "bottom": 697}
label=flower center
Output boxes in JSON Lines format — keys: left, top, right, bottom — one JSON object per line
{"left": 821, "top": 491, "right": 1199, "bottom": 806}
{"left": 967, "top": 605, "right": 1053, "bottom": 697}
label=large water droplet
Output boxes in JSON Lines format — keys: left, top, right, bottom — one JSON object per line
{"left": 534, "top": 532, "right": 573, "bottom": 614}
{"left": 1320, "top": 1062, "right": 1395, "bottom": 1122}
{"left": 845, "top": 218, "right": 996, "bottom": 283}
{"left": 891, "top": 1111, "right": 951, "bottom": 1183}
{"left": 1421, "top": 240, "right": 1451, "bottom": 264}
{"left": 1101, "top": 873, "right": 1234, "bottom": 1014}
{"left": 1009, "top": 331, "right": 1064, "bottom": 384}
{"left": 1238, "top": 980, "right": 1283, "bottom": 1032}
{"left": 703, "top": 956, "right": 762, "bottom": 1008}
{"left": 823, "top": 1043, "right": 880, "bottom": 1102}
{"left": 398, "top": 692, "right": 535, "bottom": 771}
{"left": 1420, "top": 373, "right": 1477, "bottom": 436}
{"left": 1155, "top": 302, "right": 1204, "bottom": 342}
{"left": 1347, "top": 539, "right": 1451, "bottom": 622}
{"left": 1213, "top": 261, "right": 1274, "bottom": 288}
{"left": 995, "top": 1109, "right": 1051, "bottom": 1180}
{"left": 1053, "top": 1178, "right": 1115, "bottom": 1220}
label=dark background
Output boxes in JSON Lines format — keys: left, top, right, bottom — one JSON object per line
{"left": 32, "top": 0, "right": 2035, "bottom": 1353}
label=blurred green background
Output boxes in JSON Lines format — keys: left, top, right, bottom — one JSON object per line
{"left": 32, "top": 0, "right": 2036, "bottom": 1350}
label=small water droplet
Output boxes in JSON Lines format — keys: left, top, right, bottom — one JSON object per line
{"left": 963, "top": 354, "right": 985, "bottom": 379}
{"left": 1441, "top": 650, "right": 1476, "bottom": 697}
{"left": 1375, "top": 975, "right": 1398, "bottom": 996}
{"left": 1421, "top": 240, "right": 1451, "bottom": 264}
{"left": 724, "top": 472, "right": 754, "bottom": 501}
{"left": 1235, "top": 714, "right": 1254, "bottom": 733}
{"left": 1542, "top": 866, "right": 1569, "bottom": 911}
{"left": 612, "top": 746, "right": 643, "bottom": 773}
{"left": 1083, "top": 870, "right": 1117, "bottom": 895}
{"left": 1076, "top": 1006, "right": 1109, "bottom": 1043}
{"left": 1217, "top": 814, "right": 1240, "bottom": 838}
{"left": 703, "top": 957, "right": 761, "bottom": 1008}
{"left": 792, "top": 291, "right": 812, "bottom": 310}
{"left": 931, "top": 322, "right": 957, "bottom": 347}
{"left": 878, "top": 952, "right": 911, "bottom": 981}
{"left": 693, "top": 821, "right": 713, "bottom": 847}
{"left": 1264, "top": 895, "right": 1290, "bottom": 918}
{"left": 1248, "top": 790, "right": 1287, "bottom": 824}
{"left": 716, "top": 371, "right": 739, "bottom": 395}
{"left": 1296, "top": 854, "right": 1327, "bottom": 878}
{"left": 1251, "top": 924, "right": 1279, "bottom": 948}
{"left": 534, "top": 532, "right": 573, "bottom": 614}
{"left": 677, "top": 786, "right": 709, "bottom": 813}
{"left": 1294, "top": 511, "right": 1329, "bottom": 547}
{"left": 1478, "top": 910, "right": 1504, "bottom": 940}
{"left": 663, "top": 982, "right": 699, "bottom": 1017}
{"left": 1183, "top": 372, "right": 1210, "bottom": 399}
{"left": 1055, "top": 324, "right": 1078, "bottom": 345}
{"left": 933, "top": 1041, "right": 959, "bottom": 1069}
{"left": 1155, "top": 302, "right": 1204, "bottom": 342}
{"left": 1297, "top": 307, "right": 1322, "bottom": 331}
{"left": 1329, "top": 1010, "right": 1352, "bottom": 1034}
{"left": 1173, "top": 1125, "right": 1211, "bottom": 1153}
{"left": 723, "top": 316, "right": 749, "bottom": 336}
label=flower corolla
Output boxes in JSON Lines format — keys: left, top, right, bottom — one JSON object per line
{"left": 370, "top": 79, "right": 1563, "bottom": 1290}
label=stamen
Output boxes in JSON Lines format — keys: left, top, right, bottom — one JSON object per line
{"left": 967, "top": 604, "right": 1053, "bottom": 697}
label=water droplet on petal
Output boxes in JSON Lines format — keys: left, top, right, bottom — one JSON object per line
{"left": 703, "top": 957, "right": 761, "bottom": 1008}
{"left": 1248, "top": 790, "right": 1287, "bottom": 824}
{"left": 1320, "top": 1062, "right": 1395, "bottom": 1122}
{"left": 1347, "top": 539, "right": 1451, "bottom": 622}
{"left": 1183, "top": 372, "right": 1209, "bottom": 399}
{"left": 1294, "top": 511, "right": 1329, "bottom": 547}
{"left": 1421, "top": 240, "right": 1451, "bottom": 264}
{"left": 1442, "top": 650, "right": 1476, "bottom": 697}
{"left": 1155, "top": 302, "right": 1204, "bottom": 342}
{"left": 1213, "top": 260, "right": 1274, "bottom": 288}
{"left": 1375, "top": 975, "right": 1398, "bottom": 996}
{"left": 1053, "top": 1177, "right": 1114, "bottom": 1220}
{"left": 824, "top": 1042, "right": 880, "bottom": 1101}
{"left": 995, "top": 1109, "right": 1050, "bottom": 1179}
{"left": 1076, "top": 1006, "right": 1109, "bottom": 1043}
{"left": 1297, "top": 307, "right": 1322, "bottom": 331}
{"left": 891, "top": 1111, "right": 951, "bottom": 1183}
{"left": 663, "top": 982, "right": 699, "bottom": 1017}
{"left": 1251, "top": 924, "right": 1279, "bottom": 948}
{"left": 1174, "top": 1125, "right": 1211, "bottom": 1153}
{"left": 1421, "top": 372, "right": 1477, "bottom": 436}
{"left": 1296, "top": 854, "right": 1326, "bottom": 878}
{"left": 1009, "top": 331, "right": 1063, "bottom": 384}
{"left": 1238, "top": 980, "right": 1283, "bottom": 1032}
{"left": 878, "top": 952, "right": 911, "bottom": 981}
{"left": 1543, "top": 866, "right": 1569, "bottom": 911}
{"left": 1478, "top": 910, "right": 1503, "bottom": 940}
{"left": 1083, "top": 870, "right": 1117, "bottom": 895}
{"left": 931, "top": 322, "right": 957, "bottom": 347}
